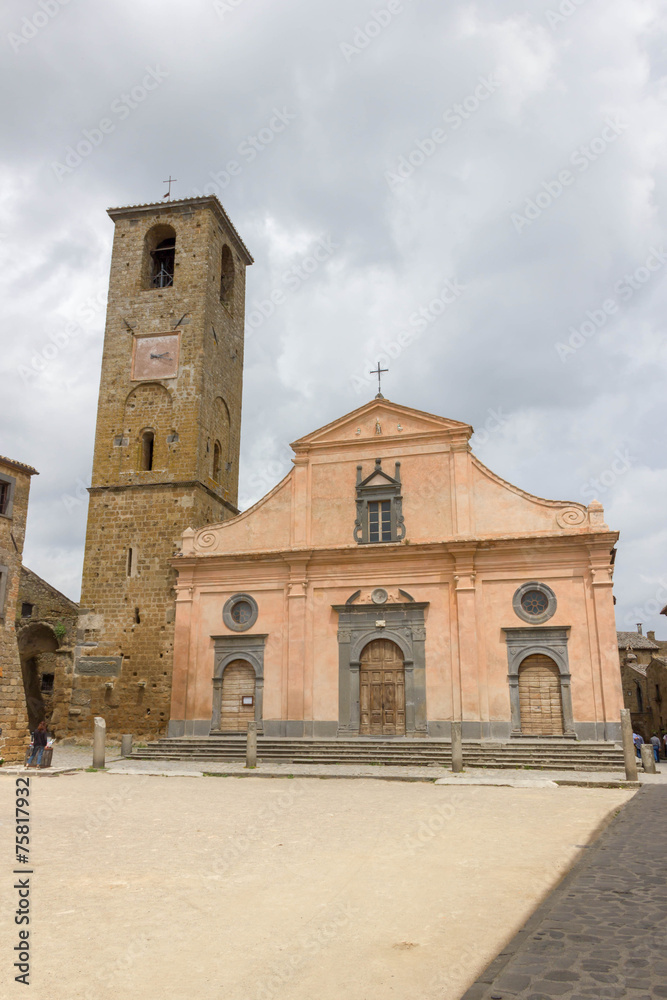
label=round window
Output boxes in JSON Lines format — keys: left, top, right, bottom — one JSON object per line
{"left": 223, "top": 593, "right": 258, "bottom": 632}
{"left": 520, "top": 590, "right": 549, "bottom": 616}
{"left": 512, "top": 582, "right": 557, "bottom": 624}
{"left": 231, "top": 600, "right": 253, "bottom": 625}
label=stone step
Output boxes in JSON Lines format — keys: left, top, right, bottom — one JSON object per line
{"left": 126, "top": 736, "right": 625, "bottom": 771}
{"left": 131, "top": 750, "right": 619, "bottom": 760}
{"left": 128, "top": 740, "right": 625, "bottom": 770}
{"left": 131, "top": 748, "right": 622, "bottom": 762}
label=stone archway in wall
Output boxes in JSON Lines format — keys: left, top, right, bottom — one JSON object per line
{"left": 17, "top": 623, "right": 59, "bottom": 731}
{"left": 335, "top": 599, "right": 429, "bottom": 737}
{"left": 518, "top": 654, "right": 564, "bottom": 736}
{"left": 503, "top": 627, "right": 576, "bottom": 738}
{"left": 359, "top": 639, "right": 406, "bottom": 736}
{"left": 211, "top": 635, "right": 266, "bottom": 735}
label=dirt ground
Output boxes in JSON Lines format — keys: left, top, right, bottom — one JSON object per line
{"left": 0, "top": 774, "right": 633, "bottom": 1000}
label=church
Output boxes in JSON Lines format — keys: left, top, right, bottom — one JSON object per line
{"left": 170, "top": 397, "right": 623, "bottom": 742}
{"left": 55, "top": 193, "right": 622, "bottom": 746}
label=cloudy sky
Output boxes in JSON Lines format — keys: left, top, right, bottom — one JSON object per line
{"left": 1, "top": 0, "right": 666, "bottom": 634}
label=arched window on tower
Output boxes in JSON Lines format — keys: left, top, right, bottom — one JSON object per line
{"left": 220, "top": 245, "right": 235, "bottom": 307}
{"left": 140, "top": 431, "right": 155, "bottom": 471}
{"left": 213, "top": 441, "right": 222, "bottom": 482}
{"left": 143, "top": 224, "right": 176, "bottom": 289}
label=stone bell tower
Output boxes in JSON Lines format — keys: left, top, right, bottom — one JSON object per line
{"left": 71, "top": 196, "right": 252, "bottom": 738}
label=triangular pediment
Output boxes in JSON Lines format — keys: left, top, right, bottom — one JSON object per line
{"left": 291, "top": 399, "right": 472, "bottom": 453}
{"left": 362, "top": 471, "right": 395, "bottom": 487}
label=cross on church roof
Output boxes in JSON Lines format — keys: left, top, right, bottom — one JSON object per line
{"left": 371, "top": 362, "right": 388, "bottom": 399}
{"left": 162, "top": 175, "right": 177, "bottom": 199}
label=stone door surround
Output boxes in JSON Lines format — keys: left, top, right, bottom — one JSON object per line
{"left": 502, "top": 626, "right": 575, "bottom": 737}
{"left": 334, "top": 601, "right": 428, "bottom": 736}
{"left": 211, "top": 634, "right": 267, "bottom": 733}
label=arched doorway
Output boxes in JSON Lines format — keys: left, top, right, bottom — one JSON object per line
{"left": 360, "top": 638, "right": 405, "bottom": 736}
{"left": 220, "top": 660, "right": 256, "bottom": 733}
{"left": 518, "top": 654, "right": 564, "bottom": 736}
{"left": 18, "top": 623, "right": 59, "bottom": 732}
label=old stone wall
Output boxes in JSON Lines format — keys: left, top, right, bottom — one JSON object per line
{"left": 0, "top": 459, "right": 36, "bottom": 762}
{"left": 16, "top": 567, "right": 78, "bottom": 735}
{"left": 73, "top": 483, "right": 226, "bottom": 738}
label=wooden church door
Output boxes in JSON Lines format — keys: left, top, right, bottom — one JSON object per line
{"left": 220, "top": 660, "right": 256, "bottom": 733}
{"left": 359, "top": 639, "right": 406, "bottom": 736}
{"left": 518, "top": 654, "right": 564, "bottom": 736}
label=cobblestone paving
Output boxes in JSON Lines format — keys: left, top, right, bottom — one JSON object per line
{"left": 461, "top": 785, "right": 667, "bottom": 999}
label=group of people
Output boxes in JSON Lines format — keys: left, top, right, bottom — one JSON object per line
{"left": 632, "top": 731, "right": 666, "bottom": 763}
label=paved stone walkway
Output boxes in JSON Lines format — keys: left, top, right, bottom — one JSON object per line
{"left": 462, "top": 785, "right": 667, "bottom": 999}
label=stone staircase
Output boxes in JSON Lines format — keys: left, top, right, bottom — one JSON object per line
{"left": 128, "top": 736, "right": 626, "bottom": 771}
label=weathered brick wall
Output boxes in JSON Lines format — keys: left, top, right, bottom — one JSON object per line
{"left": 0, "top": 461, "right": 35, "bottom": 762}
{"left": 68, "top": 197, "right": 250, "bottom": 739}
{"left": 16, "top": 567, "right": 78, "bottom": 736}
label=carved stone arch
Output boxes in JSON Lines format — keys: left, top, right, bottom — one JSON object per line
{"left": 503, "top": 627, "right": 575, "bottom": 737}
{"left": 215, "top": 650, "right": 264, "bottom": 681}
{"left": 335, "top": 602, "right": 429, "bottom": 736}
{"left": 211, "top": 634, "right": 266, "bottom": 733}
{"left": 350, "top": 628, "right": 413, "bottom": 667}
{"left": 142, "top": 223, "right": 177, "bottom": 289}
{"left": 124, "top": 381, "right": 173, "bottom": 423}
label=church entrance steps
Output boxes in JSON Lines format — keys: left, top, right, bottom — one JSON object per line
{"left": 128, "top": 737, "right": 625, "bottom": 771}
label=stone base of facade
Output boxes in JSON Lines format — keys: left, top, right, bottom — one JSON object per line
{"left": 574, "top": 721, "right": 622, "bottom": 742}
{"left": 166, "top": 718, "right": 621, "bottom": 741}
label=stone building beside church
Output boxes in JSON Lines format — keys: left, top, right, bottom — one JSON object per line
{"left": 0, "top": 456, "right": 38, "bottom": 762}
{"left": 170, "top": 398, "right": 624, "bottom": 742}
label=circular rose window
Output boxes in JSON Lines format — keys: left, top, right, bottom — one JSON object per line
{"left": 520, "top": 590, "right": 549, "bottom": 616}
{"left": 512, "top": 582, "right": 557, "bottom": 625}
{"left": 231, "top": 600, "right": 253, "bottom": 625}
{"left": 223, "top": 594, "right": 259, "bottom": 632}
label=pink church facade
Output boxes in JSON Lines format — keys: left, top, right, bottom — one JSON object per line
{"left": 169, "top": 400, "right": 623, "bottom": 742}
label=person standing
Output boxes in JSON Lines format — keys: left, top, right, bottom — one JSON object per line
{"left": 663, "top": 733, "right": 667, "bottom": 760}
{"left": 27, "top": 720, "right": 48, "bottom": 767}
{"left": 651, "top": 734, "right": 661, "bottom": 764}
{"left": 633, "top": 731, "right": 643, "bottom": 758}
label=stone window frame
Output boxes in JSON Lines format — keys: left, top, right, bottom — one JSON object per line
{"left": 512, "top": 580, "right": 557, "bottom": 625}
{"left": 353, "top": 458, "right": 406, "bottom": 545}
{"left": 222, "top": 593, "right": 259, "bottom": 632}
{"left": 502, "top": 626, "right": 575, "bottom": 737}
{"left": 0, "top": 472, "right": 16, "bottom": 519}
{"left": 0, "top": 563, "right": 8, "bottom": 621}
{"left": 211, "top": 634, "right": 266, "bottom": 733}
{"left": 334, "top": 600, "right": 428, "bottom": 736}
